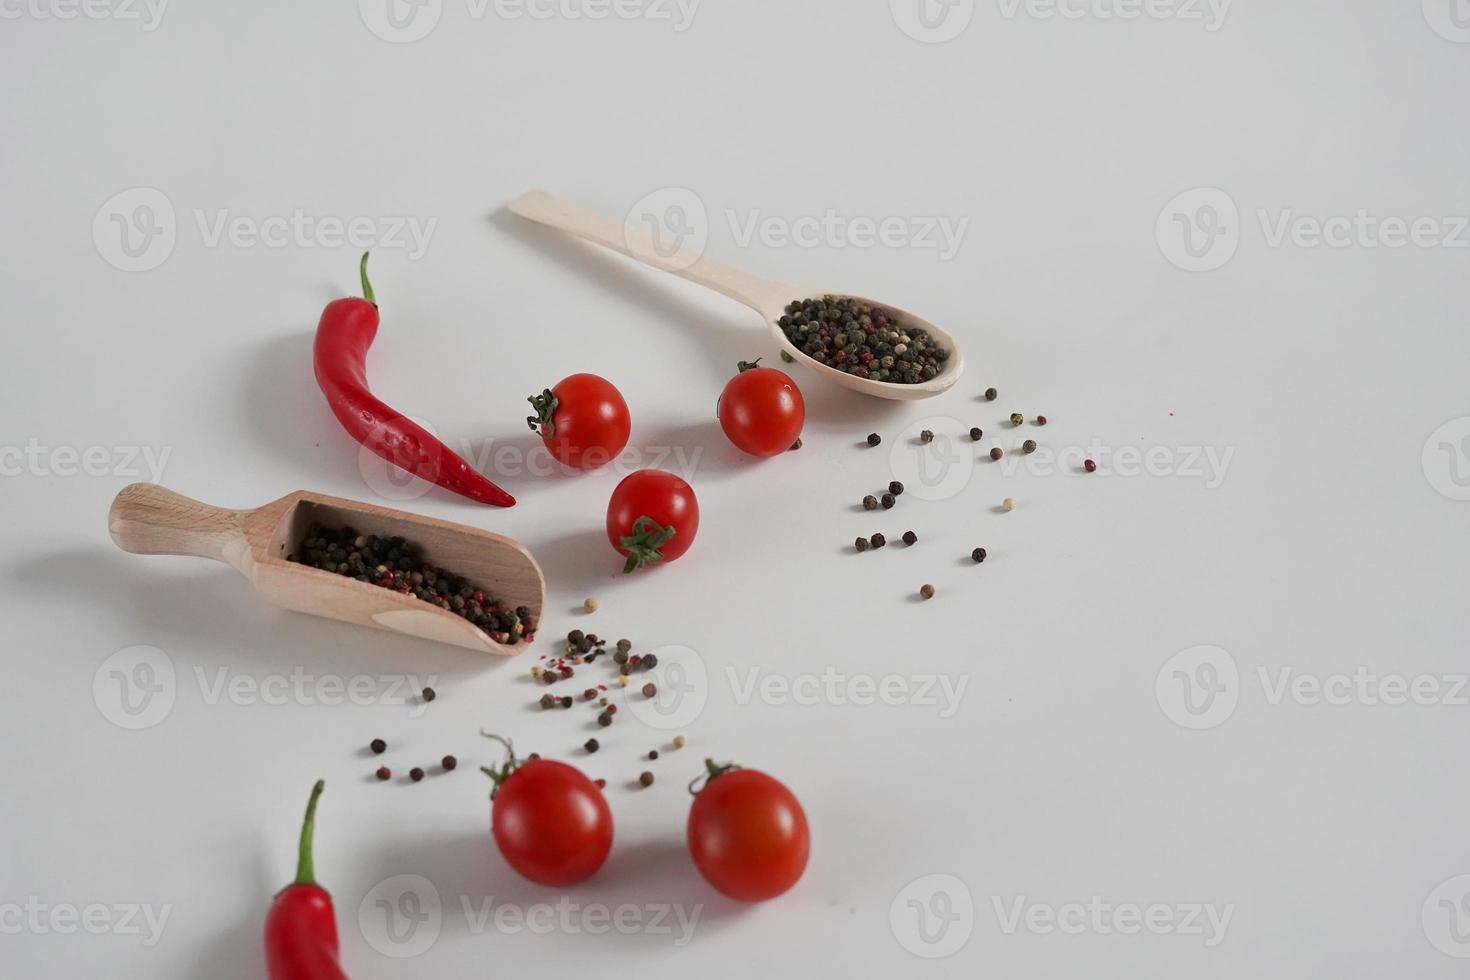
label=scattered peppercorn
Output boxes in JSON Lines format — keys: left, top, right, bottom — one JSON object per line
{"left": 790, "top": 438, "right": 802, "bottom": 451}
{"left": 867, "top": 432, "right": 881, "bottom": 447}
{"left": 855, "top": 537, "right": 869, "bottom": 552}
{"left": 920, "top": 430, "right": 934, "bottom": 444}
{"left": 969, "top": 427, "right": 983, "bottom": 441}
{"left": 583, "top": 688, "right": 598, "bottom": 701}
{"left": 539, "top": 693, "right": 556, "bottom": 709}
{"left": 1010, "top": 413, "right": 1024, "bottom": 427}
{"left": 1084, "top": 459, "right": 1097, "bottom": 472}
{"left": 779, "top": 295, "right": 951, "bottom": 383}
{"left": 672, "top": 736, "right": 686, "bottom": 749}
{"left": 990, "top": 447, "right": 1003, "bottom": 461}
{"left": 370, "top": 738, "right": 386, "bottom": 754}
{"left": 560, "top": 695, "right": 573, "bottom": 709}
{"left": 881, "top": 493, "right": 896, "bottom": 509}
{"left": 421, "top": 687, "right": 436, "bottom": 702}
{"left": 375, "top": 766, "right": 391, "bottom": 780}
{"left": 613, "top": 649, "right": 628, "bottom": 665}
{"left": 972, "top": 547, "right": 987, "bottom": 563}
{"left": 920, "top": 584, "right": 935, "bottom": 600}
{"left": 585, "top": 738, "right": 599, "bottom": 753}
{"left": 642, "top": 682, "right": 657, "bottom": 698}
{"left": 889, "top": 481, "right": 904, "bottom": 496}
{"left": 1036, "top": 415, "right": 1048, "bottom": 426}
{"left": 902, "top": 531, "right": 917, "bottom": 546}
{"left": 985, "top": 387, "right": 998, "bottom": 401}
{"left": 598, "top": 712, "right": 612, "bottom": 727}
{"left": 870, "top": 533, "right": 886, "bottom": 549}
{"left": 616, "top": 638, "right": 631, "bottom": 653}
{"left": 648, "top": 750, "right": 659, "bottom": 760}
{"left": 1002, "top": 497, "right": 1015, "bottom": 512}
{"left": 1023, "top": 439, "right": 1037, "bottom": 454}
{"left": 584, "top": 597, "right": 599, "bottom": 613}
{"left": 409, "top": 768, "right": 425, "bottom": 782}
{"left": 863, "top": 495, "right": 878, "bottom": 511}
{"left": 442, "top": 755, "right": 457, "bottom": 771}
{"left": 643, "top": 654, "right": 658, "bottom": 669}
{"left": 639, "top": 771, "right": 655, "bottom": 787}
{"left": 568, "top": 629, "right": 585, "bottom": 645}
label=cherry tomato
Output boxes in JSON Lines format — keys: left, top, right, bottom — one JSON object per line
{"left": 607, "top": 469, "right": 699, "bottom": 573}
{"left": 717, "top": 361, "right": 805, "bottom": 457}
{"left": 527, "top": 373, "right": 630, "bottom": 471}
{"left": 488, "top": 756, "right": 612, "bottom": 886}
{"left": 687, "top": 763, "right": 809, "bottom": 901}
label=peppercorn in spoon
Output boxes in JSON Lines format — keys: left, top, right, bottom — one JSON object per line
{"left": 508, "top": 190, "right": 964, "bottom": 401}
{"left": 108, "top": 483, "right": 544, "bottom": 655}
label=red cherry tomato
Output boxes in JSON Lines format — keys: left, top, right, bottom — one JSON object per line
{"left": 717, "top": 361, "right": 805, "bottom": 457}
{"left": 606, "top": 469, "right": 699, "bottom": 573}
{"left": 489, "top": 756, "right": 612, "bottom": 886}
{"left": 687, "top": 763, "right": 809, "bottom": 901}
{"left": 527, "top": 373, "right": 630, "bottom": 471}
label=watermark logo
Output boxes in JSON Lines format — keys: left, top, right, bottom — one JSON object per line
{"left": 890, "top": 417, "right": 975, "bottom": 501}
{"left": 1155, "top": 645, "right": 1238, "bottom": 730}
{"left": 995, "top": 0, "right": 1230, "bottom": 31}
{"left": 359, "top": 0, "right": 443, "bottom": 42}
{"left": 891, "top": 0, "right": 975, "bottom": 43}
{"left": 93, "top": 187, "right": 176, "bottom": 273}
{"left": 1423, "top": 0, "right": 1470, "bottom": 43}
{"left": 0, "top": 898, "right": 171, "bottom": 946}
{"left": 726, "top": 209, "right": 969, "bottom": 260}
{"left": 624, "top": 187, "right": 708, "bottom": 272}
{"left": 0, "top": 0, "right": 169, "bottom": 30}
{"left": 1423, "top": 874, "right": 1470, "bottom": 957}
{"left": 1423, "top": 417, "right": 1470, "bottom": 501}
{"left": 726, "top": 667, "right": 970, "bottom": 718}
{"left": 93, "top": 646, "right": 176, "bottom": 730}
{"left": 627, "top": 644, "right": 707, "bottom": 730}
{"left": 992, "top": 895, "right": 1233, "bottom": 946}
{"left": 0, "top": 440, "right": 171, "bottom": 482}
{"left": 359, "top": 874, "right": 442, "bottom": 958}
{"left": 890, "top": 874, "right": 974, "bottom": 957}
{"left": 357, "top": 415, "right": 443, "bottom": 502}
{"left": 1156, "top": 187, "right": 1239, "bottom": 272}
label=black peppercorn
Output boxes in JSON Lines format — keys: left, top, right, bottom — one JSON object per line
{"left": 410, "top": 767, "right": 425, "bottom": 782}
{"left": 648, "top": 750, "right": 659, "bottom": 761}
{"left": 969, "top": 427, "right": 983, "bottom": 441}
{"left": 920, "top": 430, "right": 934, "bottom": 444}
{"left": 870, "top": 533, "right": 886, "bottom": 549}
{"left": 370, "top": 738, "right": 386, "bottom": 754}
{"left": 867, "top": 433, "right": 881, "bottom": 447}
{"left": 560, "top": 696, "right": 573, "bottom": 709}
{"left": 598, "top": 713, "right": 612, "bottom": 727}
{"left": 421, "top": 687, "right": 436, "bottom": 702}
{"left": 889, "top": 481, "right": 904, "bottom": 495}
{"left": 990, "top": 447, "right": 1003, "bottom": 461}
{"left": 985, "top": 387, "right": 998, "bottom": 401}
{"left": 902, "top": 531, "right": 917, "bottom": 546}
{"left": 643, "top": 653, "right": 658, "bottom": 669}
{"left": 881, "top": 493, "right": 896, "bottom": 509}
{"left": 442, "top": 755, "right": 457, "bottom": 771}
{"left": 855, "top": 536, "right": 869, "bottom": 553}
{"left": 863, "top": 495, "right": 878, "bottom": 511}
{"left": 585, "top": 738, "right": 599, "bottom": 753}
{"left": 972, "top": 547, "right": 987, "bottom": 563}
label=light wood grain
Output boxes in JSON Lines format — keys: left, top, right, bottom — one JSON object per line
{"left": 108, "top": 483, "right": 544, "bottom": 656}
{"left": 509, "top": 189, "right": 965, "bottom": 401}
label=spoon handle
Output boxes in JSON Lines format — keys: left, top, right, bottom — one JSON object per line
{"left": 109, "top": 483, "right": 246, "bottom": 567}
{"left": 509, "top": 190, "right": 795, "bottom": 314}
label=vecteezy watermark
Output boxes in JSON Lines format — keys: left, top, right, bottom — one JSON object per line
{"left": 0, "top": 898, "right": 172, "bottom": 947}
{"left": 92, "top": 646, "right": 440, "bottom": 730}
{"left": 1422, "top": 0, "right": 1470, "bottom": 43}
{"left": 890, "top": 874, "right": 975, "bottom": 958}
{"left": 0, "top": 0, "right": 168, "bottom": 30}
{"left": 1158, "top": 187, "right": 1470, "bottom": 272}
{"left": 92, "top": 187, "right": 437, "bottom": 272}
{"left": 995, "top": 0, "right": 1230, "bottom": 31}
{"left": 0, "top": 440, "right": 171, "bottom": 482}
{"left": 726, "top": 209, "right": 970, "bottom": 261}
{"left": 623, "top": 187, "right": 709, "bottom": 272}
{"left": 726, "top": 667, "right": 970, "bottom": 719}
{"left": 890, "top": 0, "right": 976, "bottom": 43}
{"left": 627, "top": 644, "right": 707, "bottom": 730}
{"left": 358, "top": 0, "right": 700, "bottom": 43}
{"left": 357, "top": 875, "right": 700, "bottom": 957}
{"left": 1423, "top": 874, "right": 1470, "bottom": 958}
{"left": 1157, "top": 645, "right": 1470, "bottom": 731}
{"left": 991, "top": 895, "right": 1234, "bottom": 947}
{"left": 1422, "top": 417, "right": 1470, "bottom": 502}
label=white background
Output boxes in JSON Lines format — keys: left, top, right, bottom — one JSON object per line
{"left": 4, "top": 1, "right": 1470, "bottom": 976}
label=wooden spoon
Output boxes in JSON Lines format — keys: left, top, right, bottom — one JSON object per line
{"left": 508, "top": 189, "right": 964, "bottom": 401}
{"left": 108, "top": 483, "right": 544, "bottom": 656}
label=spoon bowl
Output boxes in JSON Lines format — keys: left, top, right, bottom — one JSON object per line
{"left": 508, "top": 190, "right": 964, "bottom": 400}
{"left": 108, "top": 483, "right": 544, "bottom": 655}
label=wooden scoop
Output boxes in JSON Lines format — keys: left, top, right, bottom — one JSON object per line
{"left": 108, "top": 483, "right": 544, "bottom": 656}
{"left": 509, "top": 189, "right": 965, "bottom": 401}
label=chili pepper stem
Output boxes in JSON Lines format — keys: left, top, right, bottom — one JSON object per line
{"left": 359, "top": 252, "right": 375, "bottom": 306}
{"left": 294, "top": 779, "right": 326, "bottom": 887}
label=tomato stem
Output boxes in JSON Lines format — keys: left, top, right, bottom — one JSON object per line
{"left": 293, "top": 779, "right": 326, "bottom": 887}
{"left": 525, "top": 389, "right": 559, "bottom": 437}
{"left": 737, "top": 359, "right": 762, "bottom": 373}
{"left": 479, "top": 731, "right": 520, "bottom": 788}
{"left": 619, "top": 515, "right": 677, "bottom": 574}
{"left": 687, "top": 758, "right": 741, "bottom": 795}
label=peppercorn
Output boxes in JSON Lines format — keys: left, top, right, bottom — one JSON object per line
{"left": 618, "top": 675, "right": 629, "bottom": 687}
{"left": 568, "top": 629, "right": 585, "bottom": 645}
{"left": 1003, "top": 497, "right": 1015, "bottom": 512}
{"left": 421, "top": 687, "right": 436, "bottom": 702}
{"left": 985, "top": 387, "right": 998, "bottom": 401}
{"left": 639, "top": 771, "right": 654, "bottom": 787}
{"left": 1010, "top": 413, "right": 1023, "bottom": 427}
{"left": 889, "top": 481, "right": 904, "bottom": 496}
{"left": 972, "top": 547, "right": 987, "bottom": 563}
{"left": 920, "top": 584, "right": 935, "bottom": 600}
{"left": 539, "top": 693, "right": 556, "bottom": 710}
{"left": 1023, "top": 439, "right": 1037, "bottom": 454}
{"left": 560, "top": 696, "right": 573, "bottom": 709}
{"left": 643, "top": 654, "right": 658, "bottom": 669}
{"left": 881, "top": 493, "right": 896, "bottom": 509}
{"left": 673, "top": 735, "right": 686, "bottom": 749}
{"left": 867, "top": 433, "right": 881, "bottom": 447}
{"left": 642, "top": 682, "right": 657, "bottom": 698}
{"left": 990, "top": 447, "right": 1003, "bottom": 461}
{"left": 606, "top": 704, "right": 618, "bottom": 715}
{"left": 370, "top": 738, "right": 386, "bottom": 754}
{"left": 648, "top": 750, "right": 659, "bottom": 760}
{"left": 870, "top": 533, "right": 886, "bottom": 549}
{"left": 584, "top": 597, "right": 598, "bottom": 613}
{"left": 583, "top": 688, "right": 598, "bottom": 701}
{"left": 598, "top": 712, "right": 612, "bottom": 727}
{"left": 410, "top": 768, "right": 425, "bottom": 782}
{"left": 585, "top": 738, "right": 599, "bottom": 753}
{"left": 442, "top": 755, "right": 457, "bottom": 771}
{"left": 855, "top": 536, "right": 869, "bottom": 553}
{"left": 1084, "top": 459, "right": 1097, "bottom": 472}
{"left": 614, "top": 649, "right": 628, "bottom": 664}
{"left": 920, "top": 430, "right": 934, "bottom": 444}
{"left": 1036, "top": 415, "right": 1048, "bottom": 426}
{"left": 790, "top": 438, "right": 802, "bottom": 451}
{"left": 902, "top": 530, "right": 917, "bottom": 545}
{"left": 863, "top": 495, "right": 878, "bottom": 511}
{"left": 969, "top": 427, "right": 983, "bottom": 441}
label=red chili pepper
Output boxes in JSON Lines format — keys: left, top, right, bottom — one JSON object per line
{"left": 314, "top": 254, "right": 516, "bottom": 507}
{"left": 265, "top": 780, "right": 348, "bottom": 980}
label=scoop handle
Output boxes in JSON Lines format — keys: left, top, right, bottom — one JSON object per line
{"left": 508, "top": 189, "right": 795, "bottom": 315}
{"left": 109, "top": 483, "right": 248, "bottom": 568}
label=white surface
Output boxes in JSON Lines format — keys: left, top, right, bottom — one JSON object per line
{"left": 4, "top": 2, "right": 1470, "bottom": 977}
